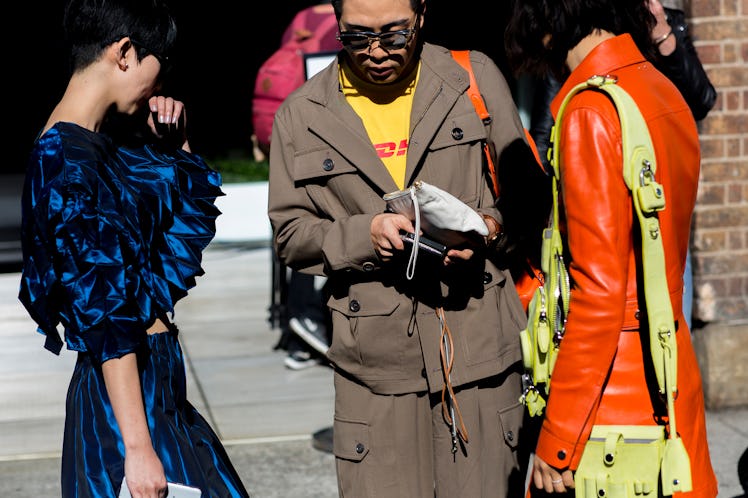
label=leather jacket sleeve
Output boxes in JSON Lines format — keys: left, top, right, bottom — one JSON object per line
{"left": 534, "top": 94, "right": 632, "bottom": 470}
{"left": 655, "top": 7, "right": 717, "bottom": 121}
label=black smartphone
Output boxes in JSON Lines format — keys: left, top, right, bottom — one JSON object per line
{"left": 399, "top": 231, "right": 448, "bottom": 259}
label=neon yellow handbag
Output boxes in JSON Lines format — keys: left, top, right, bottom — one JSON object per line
{"left": 520, "top": 75, "right": 693, "bottom": 496}
{"left": 518, "top": 170, "right": 568, "bottom": 416}
{"left": 517, "top": 98, "right": 571, "bottom": 418}
{"left": 575, "top": 424, "right": 666, "bottom": 497}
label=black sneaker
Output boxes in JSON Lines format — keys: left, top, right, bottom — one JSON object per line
{"left": 289, "top": 316, "right": 330, "bottom": 355}
{"left": 284, "top": 350, "right": 321, "bottom": 370}
{"left": 311, "top": 426, "right": 333, "bottom": 454}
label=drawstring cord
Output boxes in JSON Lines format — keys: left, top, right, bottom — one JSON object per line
{"left": 403, "top": 183, "right": 466, "bottom": 450}
{"left": 406, "top": 187, "right": 420, "bottom": 280}
{"left": 437, "top": 306, "right": 469, "bottom": 453}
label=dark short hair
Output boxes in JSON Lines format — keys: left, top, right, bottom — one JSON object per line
{"left": 504, "top": 0, "right": 655, "bottom": 80}
{"left": 331, "top": 0, "right": 424, "bottom": 20}
{"left": 63, "top": 0, "right": 177, "bottom": 73}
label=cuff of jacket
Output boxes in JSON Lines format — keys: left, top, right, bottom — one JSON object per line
{"left": 535, "top": 425, "right": 588, "bottom": 471}
{"left": 321, "top": 212, "right": 381, "bottom": 272}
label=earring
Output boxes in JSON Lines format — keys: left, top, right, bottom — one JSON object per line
{"left": 125, "top": 63, "right": 129, "bottom": 69}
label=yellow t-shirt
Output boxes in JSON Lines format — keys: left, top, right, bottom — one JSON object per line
{"left": 339, "top": 62, "right": 420, "bottom": 189}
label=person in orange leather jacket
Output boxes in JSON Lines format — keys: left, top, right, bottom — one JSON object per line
{"left": 505, "top": 0, "right": 718, "bottom": 496}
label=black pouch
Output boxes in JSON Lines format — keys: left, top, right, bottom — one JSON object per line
{"left": 399, "top": 230, "right": 448, "bottom": 259}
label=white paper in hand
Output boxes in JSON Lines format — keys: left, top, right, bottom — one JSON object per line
{"left": 119, "top": 477, "right": 202, "bottom": 498}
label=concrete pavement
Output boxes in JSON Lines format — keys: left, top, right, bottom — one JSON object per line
{"left": 0, "top": 244, "right": 746, "bottom": 497}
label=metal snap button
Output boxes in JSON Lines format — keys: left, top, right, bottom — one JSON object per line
{"left": 322, "top": 158, "right": 334, "bottom": 171}
{"left": 506, "top": 431, "right": 514, "bottom": 442}
{"left": 451, "top": 128, "right": 464, "bottom": 140}
{"left": 355, "top": 443, "right": 365, "bottom": 454}
{"left": 362, "top": 261, "right": 375, "bottom": 272}
{"left": 483, "top": 272, "right": 492, "bottom": 284}
{"left": 557, "top": 450, "right": 567, "bottom": 460}
{"left": 349, "top": 300, "right": 361, "bottom": 312}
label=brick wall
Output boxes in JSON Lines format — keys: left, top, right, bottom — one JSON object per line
{"left": 689, "top": 0, "right": 748, "bottom": 324}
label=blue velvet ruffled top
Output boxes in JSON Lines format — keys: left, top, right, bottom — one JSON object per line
{"left": 19, "top": 122, "right": 223, "bottom": 363}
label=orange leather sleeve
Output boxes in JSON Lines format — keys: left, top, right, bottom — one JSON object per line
{"left": 534, "top": 92, "right": 633, "bottom": 470}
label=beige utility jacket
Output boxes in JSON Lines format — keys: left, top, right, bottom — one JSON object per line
{"left": 268, "top": 43, "right": 531, "bottom": 395}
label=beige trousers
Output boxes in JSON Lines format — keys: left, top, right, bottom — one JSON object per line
{"left": 332, "top": 368, "right": 527, "bottom": 498}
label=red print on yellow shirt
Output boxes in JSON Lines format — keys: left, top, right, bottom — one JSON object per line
{"left": 375, "top": 139, "right": 408, "bottom": 158}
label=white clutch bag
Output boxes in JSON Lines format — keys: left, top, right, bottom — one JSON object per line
{"left": 383, "top": 181, "right": 488, "bottom": 243}
{"left": 119, "top": 477, "right": 201, "bottom": 498}
{"left": 383, "top": 181, "right": 488, "bottom": 279}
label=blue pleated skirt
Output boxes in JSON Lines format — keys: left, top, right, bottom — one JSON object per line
{"left": 61, "top": 328, "right": 250, "bottom": 497}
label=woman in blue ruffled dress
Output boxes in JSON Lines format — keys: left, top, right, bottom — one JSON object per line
{"left": 18, "top": 1, "right": 250, "bottom": 497}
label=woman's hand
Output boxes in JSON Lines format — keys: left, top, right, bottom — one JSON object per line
{"left": 123, "top": 446, "right": 168, "bottom": 498}
{"left": 647, "top": 0, "right": 676, "bottom": 55}
{"left": 102, "top": 353, "right": 167, "bottom": 498}
{"left": 532, "top": 454, "right": 574, "bottom": 493}
{"left": 147, "top": 96, "right": 190, "bottom": 152}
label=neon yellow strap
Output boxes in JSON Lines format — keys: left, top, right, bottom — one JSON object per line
{"left": 552, "top": 78, "right": 672, "bottom": 423}
{"left": 551, "top": 75, "right": 692, "bottom": 492}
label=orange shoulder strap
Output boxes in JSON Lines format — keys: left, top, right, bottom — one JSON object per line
{"left": 524, "top": 128, "right": 543, "bottom": 166}
{"left": 451, "top": 50, "right": 545, "bottom": 189}
{"left": 451, "top": 50, "right": 491, "bottom": 123}
{"left": 450, "top": 50, "right": 499, "bottom": 197}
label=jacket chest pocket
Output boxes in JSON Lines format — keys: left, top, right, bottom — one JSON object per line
{"left": 292, "top": 148, "right": 357, "bottom": 183}
{"left": 429, "top": 108, "right": 487, "bottom": 151}
{"left": 292, "top": 148, "right": 379, "bottom": 217}
{"left": 424, "top": 110, "right": 487, "bottom": 203}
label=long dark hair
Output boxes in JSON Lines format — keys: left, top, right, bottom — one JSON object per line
{"left": 504, "top": 0, "right": 656, "bottom": 80}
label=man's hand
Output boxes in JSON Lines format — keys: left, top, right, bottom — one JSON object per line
{"left": 444, "top": 247, "right": 474, "bottom": 265}
{"left": 370, "top": 213, "right": 414, "bottom": 261}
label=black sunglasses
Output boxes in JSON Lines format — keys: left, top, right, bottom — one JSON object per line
{"left": 337, "top": 15, "right": 419, "bottom": 51}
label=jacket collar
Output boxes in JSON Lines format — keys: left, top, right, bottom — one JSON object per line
{"left": 301, "top": 43, "right": 471, "bottom": 193}
{"left": 551, "top": 34, "right": 648, "bottom": 118}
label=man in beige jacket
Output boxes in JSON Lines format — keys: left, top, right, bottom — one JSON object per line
{"left": 267, "top": 0, "right": 544, "bottom": 495}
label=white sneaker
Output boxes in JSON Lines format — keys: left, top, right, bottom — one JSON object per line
{"left": 289, "top": 317, "right": 330, "bottom": 355}
{"left": 284, "top": 350, "right": 320, "bottom": 370}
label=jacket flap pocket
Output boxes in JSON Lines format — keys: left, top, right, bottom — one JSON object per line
{"left": 292, "top": 148, "right": 356, "bottom": 182}
{"left": 333, "top": 418, "right": 370, "bottom": 461}
{"left": 429, "top": 111, "right": 486, "bottom": 151}
{"left": 498, "top": 401, "right": 523, "bottom": 449}
{"left": 327, "top": 283, "right": 400, "bottom": 317}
